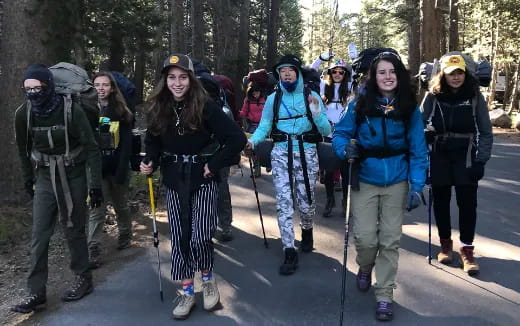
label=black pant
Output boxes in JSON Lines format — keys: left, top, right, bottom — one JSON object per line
{"left": 324, "top": 164, "right": 349, "bottom": 200}
{"left": 432, "top": 185, "right": 478, "bottom": 244}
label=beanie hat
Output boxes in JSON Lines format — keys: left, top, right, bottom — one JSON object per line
{"left": 162, "top": 54, "right": 194, "bottom": 74}
{"left": 273, "top": 54, "right": 303, "bottom": 80}
{"left": 23, "top": 64, "right": 54, "bottom": 86}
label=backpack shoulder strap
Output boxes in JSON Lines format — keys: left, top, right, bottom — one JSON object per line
{"left": 272, "top": 88, "right": 282, "bottom": 124}
{"left": 63, "top": 94, "right": 73, "bottom": 157}
{"left": 471, "top": 94, "right": 479, "bottom": 133}
{"left": 303, "top": 86, "right": 319, "bottom": 131}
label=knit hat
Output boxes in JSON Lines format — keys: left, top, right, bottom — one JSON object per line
{"left": 162, "top": 54, "right": 194, "bottom": 73}
{"left": 23, "top": 64, "right": 54, "bottom": 86}
{"left": 273, "top": 54, "right": 303, "bottom": 80}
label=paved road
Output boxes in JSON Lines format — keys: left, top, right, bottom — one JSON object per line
{"left": 22, "top": 137, "right": 520, "bottom": 325}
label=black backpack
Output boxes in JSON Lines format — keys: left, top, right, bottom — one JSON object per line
{"left": 352, "top": 47, "right": 399, "bottom": 77}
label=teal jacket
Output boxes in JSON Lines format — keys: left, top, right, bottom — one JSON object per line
{"left": 332, "top": 99, "right": 428, "bottom": 192}
{"left": 249, "top": 73, "right": 331, "bottom": 150}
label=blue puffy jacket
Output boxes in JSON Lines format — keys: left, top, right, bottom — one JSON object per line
{"left": 332, "top": 99, "right": 428, "bottom": 191}
{"left": 249, "top": 70, "right": 331, "bottom": 150}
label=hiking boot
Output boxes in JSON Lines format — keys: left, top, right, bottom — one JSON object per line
{"left": 10, "top": 291, "right": 46, "bottom": 314}
{"left": 356, "top": 266, "right": 373, "bottom": 292}
{"left": 61, "top": 274, "right": 93, "bottom": 302}
{"left": 375, "top": 301, "right": 394, "bottom": 321}
{"left": 172, "top": 294, "right": 196, "bottom": 320}
{"left": 202, "top": 277, "right": 220, "bottom": 311}
{"left": 88, "top": 244, "right": 102, "bottom": 270}
{"left": 279, "top": 248, "right": 298, "bottom": 275}
{"left": 215, "top": 228, "right": 233, "bottom": 242}
{"left": 117, "top": 235, "right": 132, "bottom": 250}
{"left": 301, "top": 228, "right": 313, "bottom": 252}
{"left": 322, "top": 196, "right": 335, "bottom": 218}
{"left": 459, "top": 246, "right": 480, "bottom": 276}
{"left": 437, "top": 238, "right": 453, "bottom": 264}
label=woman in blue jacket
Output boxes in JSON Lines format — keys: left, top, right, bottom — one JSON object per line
{"left": 245, "top": 54, "right": 331, "bottom": 275}
{"left": 332, "top": 52, "right": 428, "bottom": 321}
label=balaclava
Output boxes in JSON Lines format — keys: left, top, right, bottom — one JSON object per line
{"left": 23, "top": 64, "right": 62, "bottom": 117}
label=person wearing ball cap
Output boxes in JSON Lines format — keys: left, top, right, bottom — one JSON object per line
{"left": 141, "top": 54, "right": 246, "bottom": 320}
{"left": 422, "top": 52, "right": 493, "bottom": 277}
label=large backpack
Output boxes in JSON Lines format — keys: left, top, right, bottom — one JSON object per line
{"left": 352, "top": 47, "right": 399, "bottom": 77}
{"left": 110, "top": 71, "right": 136, "bottom": 112}
{"left": 49, "top": 62, "right": 99, "bottom": 131}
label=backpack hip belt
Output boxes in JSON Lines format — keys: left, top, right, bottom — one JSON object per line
{"left": 161, "top": 152, "right": 206, "bottom": 164}
{"left": 434, "top": 132, "right": 475, "bottom": 168}
{"left": 271, "top": 131, "right": 323, "bottom": 143}
{"left": 360, "top": 147, "right": 408, "bottom": 159}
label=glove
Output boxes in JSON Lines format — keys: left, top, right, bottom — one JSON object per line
{"left": 89, "top": 188, "right": 104, "bottom": 209}
{"left": 319, "top": 51, "right": 335, "bottom": 62}
{"left": 406, "top": 190, "right": 425, "bottom": 212}
{"left": 24, "top": 180, "right": 34, "bottom": 198}
{"left": 469, "top": 162, "right": 485, "bottom": 181}
{"left": 244, "top": 141, "right": 254, "bottom": 157}
{"left": 309, "top": 101, "right": 321, "bottom": 117}
{"left": 344, "top": 142, "right": 360, "bottom": 160}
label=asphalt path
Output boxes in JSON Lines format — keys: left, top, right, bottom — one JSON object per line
{"left": 22, "top": 137, "right": 520, "bottom": 325}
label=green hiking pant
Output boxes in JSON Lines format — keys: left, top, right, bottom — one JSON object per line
{"left": 88, "top": 175, "right": 131, "bottom": 247}
{"left": 28, "top": 164, "right": 91, "bottom": 294}
{"left": 351, "top": 181, "right": 408, "bottom": 303}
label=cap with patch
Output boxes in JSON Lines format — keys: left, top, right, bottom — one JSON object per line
{"left": 440, "top": 55, "right": 466, "bottom": 74}
{"left": 162, "top": 54, "right": 194, "bottom": 73}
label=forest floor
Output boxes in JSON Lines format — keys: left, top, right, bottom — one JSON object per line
{"left": 0, "top": 127, "right": 518, "bottom": 326}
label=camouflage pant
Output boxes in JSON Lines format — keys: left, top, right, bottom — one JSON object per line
{"left": 271, "top": 144, "right": 319, "bottom": 249}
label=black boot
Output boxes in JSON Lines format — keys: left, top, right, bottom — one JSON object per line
{"left": 301, "top": 228, "right": 314, "bottom": 252}
{"left": 279, "top": 248, "right": 299, "bottom": 275}
{"left": 61, "top": 274, "right": 93, "bottom": 302}
{"left": 322, "top": 196, "right": 335, "bottom": 217}
{"left": 10, "top": 290, "right": 46, "bottom": 314}
{"left": 88, "top": 244, "right": 102, "bottom": 270}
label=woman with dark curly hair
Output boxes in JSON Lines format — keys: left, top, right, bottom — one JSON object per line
{"left": 421, "top": 54, "right": 492, "bottom": 276}
{"left": 333, "top": 52, "right": 428, "bottom": 321}
{"left": 140, "top": 54, "right": 246, "bottom": 320}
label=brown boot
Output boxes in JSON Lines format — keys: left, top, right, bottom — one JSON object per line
{"left": 437, "top": 238, "right": 453, "bottom": 264}
{"left": 459, "top": 246, "right": 480, "bottom": 276}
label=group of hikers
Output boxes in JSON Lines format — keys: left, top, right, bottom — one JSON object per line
{"left": 11, "top": 45, "right": 493, "bottom": 322}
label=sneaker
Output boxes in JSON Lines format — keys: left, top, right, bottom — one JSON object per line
{"left": 61, "top": 274, "right": 93, "bottom": 302}
{"left": 279, "top": 248, "right": 298, "bottom": 275}
{"left": 460, "top": 246, "right": 480, "bottom": 276}
{"left": 10, "top": 291, "right": 46, "bottom": 314}
{"left": 172, "top": 294, "right": 196, "bottom": 320}
{"left": 356, "top": 267, "right": 373, "bottom": 292}
{"left": 215, "top": 228, "right": 233, "bottom": 242}
{"left": 375, "top": 301, "right": 394, "bottom": 321}
{"left": 202, "top": 277, "right": 220, "bottom": 311}
{"left": 88, "top": 244, "right": 102, "bottom": 270}
{"left": 300, "top": 228, "right": 313, "bottom": 253}
{"left": 437, "top": 238, "right": 453, "bottom": 264}
{"left": 117, "top": 235, "right": 132, "bottom": 250}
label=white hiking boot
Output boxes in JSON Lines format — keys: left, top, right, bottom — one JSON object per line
{"left": 172, "top": 294, "right": 195, "bottom": 320}
{"left": 202, "top": 277, "right": 220, "bottom": 311}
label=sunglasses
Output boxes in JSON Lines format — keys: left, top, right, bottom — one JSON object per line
{"left": 331, "top": 70, "right": 345, "bottom": 75}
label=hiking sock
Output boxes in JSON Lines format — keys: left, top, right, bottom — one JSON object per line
{"left": 201, "top": 270, "right": 213, "bottom": 282}
{"left": 182, "top": 280, "right": 195, "bottom": 296}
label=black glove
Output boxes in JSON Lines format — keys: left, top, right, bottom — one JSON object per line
{"left": 406, "top": 190, "right": 425, "bottom": 212}
{"left": 89, "top": 188, "right": 104, "bottom": 209}
{"left": 344, "top": 142, "right": 360, "bottom": 160}
{"left": 469, "top": 162, "right": 485, "bottom": 181}
{"left": 424, "top": 129, "right": 436, "bottom": 145}
{"left": 24, "top": 180, "right": 34, "bottom": 198}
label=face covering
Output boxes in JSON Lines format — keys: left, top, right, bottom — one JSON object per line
{"left": 281, "top": 80, "right": 298, "bottom": 92}
{"left": 27, "top": 86, "right": 62, "bottom": 117}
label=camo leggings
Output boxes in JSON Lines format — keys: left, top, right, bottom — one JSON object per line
{"left": 271, "top": 145, "right": 319, "bottom": 250}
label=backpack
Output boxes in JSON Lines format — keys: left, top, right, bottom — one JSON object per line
{"left": 301, "top": 66, "right": 321, "bottom": 94}
{"left": 247, "top": 69, "right": 269, "bottom": 87}
{"left": 352, "top": 47, "right": 399, "bottom": 77}
{"left": 49, "top": 62, "right": 99, "bottom": 131}
{"left": 418, "top": 52, "right": 492, "bottom": 89}
{"left": 110, "top": 71, "right": 136, "bottom": 112}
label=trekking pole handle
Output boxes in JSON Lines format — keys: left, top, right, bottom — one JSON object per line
{"left": 348, "top": 139, "right": 357, "bottom": 163}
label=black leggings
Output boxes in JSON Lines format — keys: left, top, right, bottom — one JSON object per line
{"left": 432, "top": 185, "right": 478, "bottom": 244}
{"left": 324, "top": 164, "right": 349, "bottom": 199}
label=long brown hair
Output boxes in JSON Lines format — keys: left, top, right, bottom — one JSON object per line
{"left": 93, "top": 71, "right": 133, "bottom": 123}
{"left": 429, "top": 70, "right": 478, "bottom": 96}
{"left": 146, "top": 69, "right": 208, "bottom": 135}
{"left": 323, "top": 68, "right": 351, "bottom": 106}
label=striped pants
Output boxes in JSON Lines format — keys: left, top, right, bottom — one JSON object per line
{"left": 166, "top": 181, "right": 218, "bottom": 280}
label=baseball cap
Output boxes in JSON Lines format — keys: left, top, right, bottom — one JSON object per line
{"left": 440, "top": 55, "right": 466, "bottom": 74}
{"left": 162, "top": 54, "right": 194, "bottom": 73}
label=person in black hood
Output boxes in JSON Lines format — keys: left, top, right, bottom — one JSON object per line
{"left": 421, "top": 54, "right": 493, "bottom": 276}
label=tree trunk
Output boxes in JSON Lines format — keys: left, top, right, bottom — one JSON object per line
{"left": 487, "top": 20, "right": 499, "bottom": 106}
{"left": 152, "top": 0, "right": 166, "bottom": 81}
{"left": 191, "top": 0, "right": 205, "bottom": 62}
{"left": 506, "top": 61, "right": 520, "bottom": 114}
{"left": 236, "top": 0, "right": 250, "bottom": 105}
{"left": 420, "top": 0, "right": 442, "bottom": 61}
{"left": 171, "top": 0, "right": 185, "bottom": 53}
{"left": 0, "top": 0, "right": 60, "bottom": 203}
{"left": 255, "top": 0, "right": 268, "bottom": 67}
{"left": 134, "top": 47, "right": 146, "bottom": 105}
{"left": 407, "top": 0, "right": 421, "bottom": 75}
{"left": 266, "top": 0, "right": 281, "bottom": 69}
{"left": 448, "top": 0, "right": 459, "bottom": 51}
{"left": 73, "top": 0, "right": 87, "bottom": 67}
{"left": 109, "top": 23, "right": 125, "bottom": 72}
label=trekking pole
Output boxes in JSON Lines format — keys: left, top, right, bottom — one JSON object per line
{"left": 427, "top": 151, "right": 433, "bottom": 265}
{"left": 147, "top": 175, "right": 164, "bottom": 302}
{"left": 248, "top": 155, "right": 269, "bottom": 248}
{"left": 339, "top": 139, "right": 355, "bottom": 326}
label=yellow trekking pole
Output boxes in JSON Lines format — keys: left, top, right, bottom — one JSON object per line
{"left": 147, "top": 175, "right": 164, "bottom": 302}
